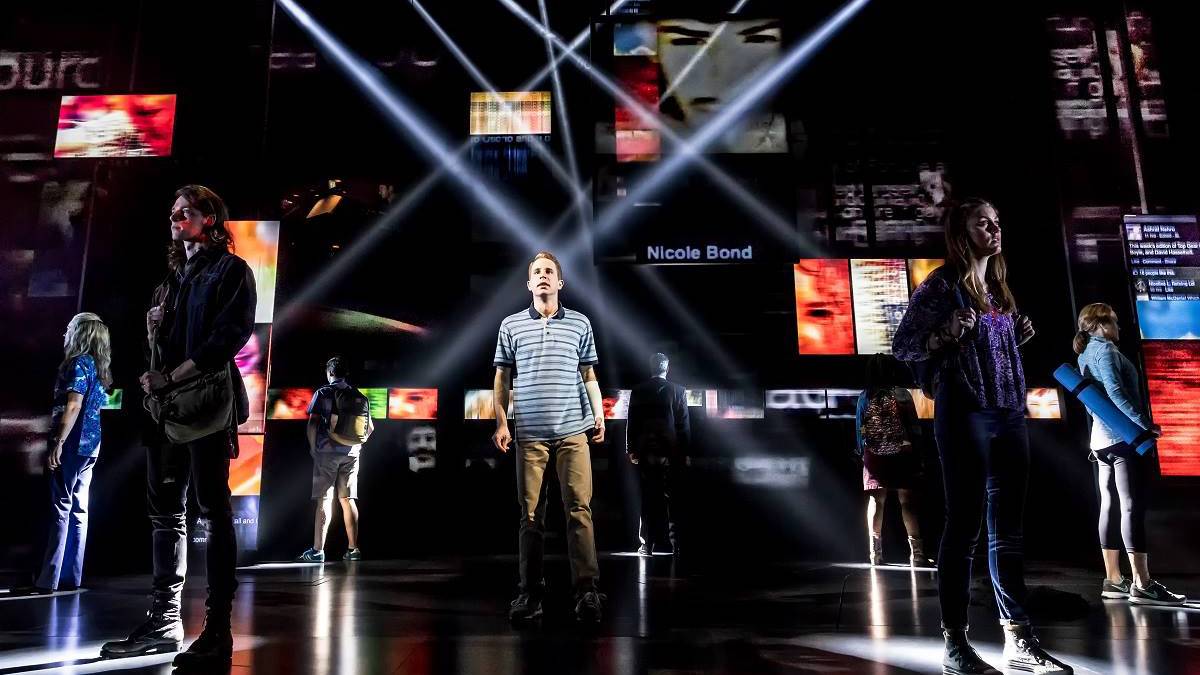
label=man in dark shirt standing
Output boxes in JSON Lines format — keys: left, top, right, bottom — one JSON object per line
{"left": 102, "top": 186, "right": 255, "bottom": 669}
{"left": 627, "top": 353, "right": 690, "bottom": 558}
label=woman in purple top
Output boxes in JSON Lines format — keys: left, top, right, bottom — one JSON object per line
{"left": 893, "top": 199, "right": 1071, "bottom": 675}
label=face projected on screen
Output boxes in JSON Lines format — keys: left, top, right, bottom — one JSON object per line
{"left": 657, "top": 19, "right": 783, "bottom": 149}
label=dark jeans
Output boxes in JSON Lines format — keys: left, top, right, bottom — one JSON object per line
{"left": 147, "top": 429, "right": 238, "bottom": 621}
{"left": 934, "top": 398, "right": 1030, "bottom": 628}
{"left": 1094, "top": 442, "right": 1148, "bottom": 553}
{"left": 37, "top": 451, "right": 97, "bottom": 590}
{"left": 638, "top": 459, "right": 683, "bottom": 550}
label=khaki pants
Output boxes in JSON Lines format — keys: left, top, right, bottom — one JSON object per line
{"left": 516, "top": 433, "right": 598, "bottom": 594}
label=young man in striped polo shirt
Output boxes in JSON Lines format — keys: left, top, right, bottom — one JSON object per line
{"left": 492, "top": 251, "right": 607, "bottom": 624}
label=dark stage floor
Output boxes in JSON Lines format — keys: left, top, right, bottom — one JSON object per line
{"left": 0, "top": 554, "right": 1197, "bottom": 674}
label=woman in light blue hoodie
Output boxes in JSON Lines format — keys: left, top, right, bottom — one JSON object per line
{"left": 1074, "top": 303, "right": 1184, "bottom": 606}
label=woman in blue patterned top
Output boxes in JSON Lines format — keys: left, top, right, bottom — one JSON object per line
{"left": 24, "top": 312, "right": 112, "bottom": 595}
{"left": 893, "top": 199, "right": 1071, "bottom": 675}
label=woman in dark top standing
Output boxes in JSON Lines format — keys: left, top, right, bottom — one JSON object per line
{"left": 893, "top": 198, "right": 1072, "bottom": 675}
{"left": 855, "top": 354, "right": 932, "bottom": 567}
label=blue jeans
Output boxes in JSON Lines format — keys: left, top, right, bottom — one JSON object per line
{"left": 934, "top": 397, "right": 1030, "bottom": 628}
{"left": 37, "top": 451, "right": 97, "bottom": 590}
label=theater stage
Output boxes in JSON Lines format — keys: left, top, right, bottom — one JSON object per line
{"left": 1, "top": 554, "right": 1196, "bottom": 674}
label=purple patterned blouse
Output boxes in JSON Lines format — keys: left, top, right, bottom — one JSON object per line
{"left": 892, "top": 267, "right": 1026, "bottom": 411}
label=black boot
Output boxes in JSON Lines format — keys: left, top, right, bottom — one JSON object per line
{"left": 1001, "top": 621, "right": 1073, "bottom": 674}
{"left": 942, "top": 627, "right": 1001, "bottom": 675}
{"left": 173, "top": 612, "right": 233, "bottom": 670}
{"left": 100, "top": 607, "right": 183, "bottom": 658}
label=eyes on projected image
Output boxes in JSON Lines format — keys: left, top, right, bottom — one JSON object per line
{"left": 388, "top": 388, "right": 438, "bottom": 420}
{"left": 656, "top": 19, "right": 785, "bottom": 152}
{"left": 794, "top": 260, "right": 855, "bottom": 355}
{"left": 613, "top": 18, "right": 787, "bottom": 158}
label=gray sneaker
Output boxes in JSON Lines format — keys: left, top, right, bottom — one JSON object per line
{"left": 343, "top": 548, "right": 361, "bottom": 562}
{"left": 295, "top": 548, "right": 325, "bottom": 563}
{"left": 1130, "top": 580, "right": 1186, "bottom": 606}
{"left": 1101, "top": 577, "right": 1131, "bottom": 599}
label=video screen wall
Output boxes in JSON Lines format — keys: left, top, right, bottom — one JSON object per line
{"left": 54, "top": 94, "right": 176, "bottom": 158}
{"left": 1124, "top": 214, "right": 1200, "bottom": 476}
{"left": 269, "top": 387, "right": 437, "bottom": 421}
{"left": 794, "top": 258, "right": 943, "bottom": 356}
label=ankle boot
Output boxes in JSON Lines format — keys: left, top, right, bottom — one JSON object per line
{"left": 942, "top": 627, "right": 1001, "bottom": 675}
{"left": 869, "top": 534, "right": 883, "bottom": 566}
{"left": 1001, "top": 621, "right": 1073, "bottom": 674}
{"left": 173, "top": 612, "right": 233, "bottom": 669}
{"left": 100, "top": 606, "right": 183, "bottom": 658}
{"left": 908, "top": 536, "right": 935, "bottom": 567}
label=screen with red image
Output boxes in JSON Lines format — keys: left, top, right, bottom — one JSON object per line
{"left": 388, "top": 388, "right": 438, "bottom": 420}
{"left": 1143, "top": 341, "right": 1200, "bottom": 476}
{"left": 602, "top": 390, "right": 632, "bottom": 419}
{"left": 267, "top": 388, "right": 315, "bottom": 420}
{"left": 794, "top": 260, "right": 855, "bottom": 355}
{"left": 230, "top": 434, "right": 263, "bottom": 497}
{"left": 54, "top": 94, "right": 177, "bottom": 158}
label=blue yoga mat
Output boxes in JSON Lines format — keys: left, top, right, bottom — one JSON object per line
{"left": 1053, "top": 363, "right": 1156, "bottom": 455}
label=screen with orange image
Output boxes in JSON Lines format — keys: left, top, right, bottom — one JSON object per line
{"left": 388, "top": 388, "right": 438, "bottom": 420}
{"left": 470, "top": 92, "right": 551, "bottom": 135}
{"left": 907, "top": 259, "right": 943, "bottom": 294}
{"left": 1143, "top": 341, "right": 1200, "bottom": 476}
{"left": 267, "top": 388, "right": 315, "bottom": 420}
{"left": 225, "top": 221, "right": 280, "bottom": 323}
{"left": 794, "top": 260, "right": 855, "bottom": 355}
{"left": 1025, "top": 388, "right": 1062, "bottom": 420}
{"left": 908, "top": 389, "right": 936, "bottom": 420}
{"left": 54, "top": 94, "right": 177, "bottom": 158}
{"left": 230, "top": 434, "right": 263, "bottom": 497}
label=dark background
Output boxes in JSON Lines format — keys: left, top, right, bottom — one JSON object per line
{"left": 2, "top": 0, "right": 1198, "bottom": 581}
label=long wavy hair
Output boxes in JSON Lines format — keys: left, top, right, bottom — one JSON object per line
{"left": 61, "top": 312, "right": 112, "bottom": 389}
{"left": 167, "top": 185, "right": 234, "bottom": 272}
{"left": 1073, "top": 302, "right": 1118, "bottom": 354}
{"left": 942, "top": 197, "right": 1017, "bottom": 314}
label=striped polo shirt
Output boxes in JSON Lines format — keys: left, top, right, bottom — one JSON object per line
{"left": 494, "top": 303, "right": 598, "bottom": 442}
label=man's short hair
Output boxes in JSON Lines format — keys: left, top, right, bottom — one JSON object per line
{"left": 528, "top": 251, "right": 563, "bottom": 280}
{"left": 651, "top": 352, "right": 669, "bottom": 374}
{"left": 326, "top": 356, "right": 348, "bottom": 379}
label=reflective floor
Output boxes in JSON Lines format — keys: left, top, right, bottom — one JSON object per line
{"left": 0, "top": 554, "right": 1197, "bottom": 674}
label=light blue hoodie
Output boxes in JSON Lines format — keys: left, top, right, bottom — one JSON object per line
{"left": 1077, "top": 336, "right": 1151, "bottom": 450}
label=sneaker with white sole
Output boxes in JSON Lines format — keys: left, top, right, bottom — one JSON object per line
{"left": 1129, "top": 580, "right": 1186, "bottom": 606}
{"left": 295, "top": 548, "right": 325, "bottom": 563}
{"left": 1100, "top": 577, "right": 1131, "bottom": 599}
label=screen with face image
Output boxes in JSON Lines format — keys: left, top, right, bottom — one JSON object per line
{"left": 612, "top": 17, "right": 787, "bottom": 158}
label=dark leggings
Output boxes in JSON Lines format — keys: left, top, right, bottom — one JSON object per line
{"left": 1094, "top": 442, "right": 1148, "bottom": 553}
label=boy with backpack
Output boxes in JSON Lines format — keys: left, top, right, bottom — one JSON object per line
{"left": 296, "top": 357, "right": 373, "bottom": 563}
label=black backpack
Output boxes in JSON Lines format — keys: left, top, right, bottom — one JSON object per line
{"left": 328, "top": 386, "right": 372, "bottom": 446}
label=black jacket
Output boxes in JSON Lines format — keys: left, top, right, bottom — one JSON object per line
{"left": 153, "top": 246, "right": 256, "bottom": 424}
{"left": 626, "top": 377, "right": 690, "bottom": 460}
